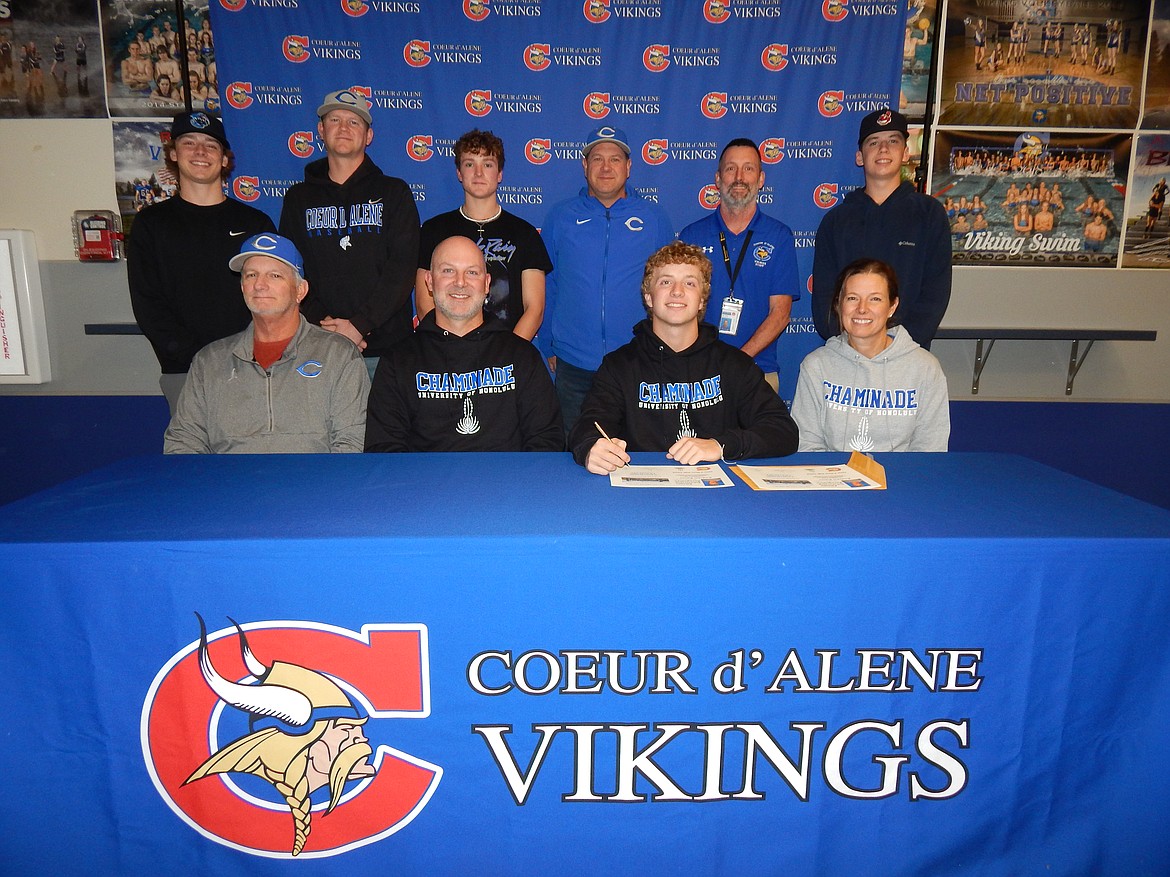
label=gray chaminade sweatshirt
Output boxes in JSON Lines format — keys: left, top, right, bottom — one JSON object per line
{"left": 792, "top": 325, "right": 950, "bottom": 452}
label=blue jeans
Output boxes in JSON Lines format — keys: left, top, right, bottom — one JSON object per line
{"left": 554, "top": 358, "right": 596, "bottom": 436}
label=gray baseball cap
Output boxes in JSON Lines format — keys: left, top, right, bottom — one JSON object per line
{"left": 317, "top": 89, "right": 373, "bottom": 125}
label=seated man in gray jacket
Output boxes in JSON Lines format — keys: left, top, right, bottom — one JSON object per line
{"left": 164, "top": 233, "right": 369, "bottom": 453}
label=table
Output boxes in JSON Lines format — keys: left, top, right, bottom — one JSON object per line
{"left": 2, "top": 452, "right": 1169, "bottom": 875}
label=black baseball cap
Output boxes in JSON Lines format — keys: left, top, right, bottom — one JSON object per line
{"left": 857, "top": 109, "right": 908, "bottom": 147}
{"left": 170, "top": 111, "right": 230, "bottom": 150}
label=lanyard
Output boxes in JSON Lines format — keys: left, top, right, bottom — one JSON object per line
{"left": 719, "top": 230, "right": 752, "bottom": 297}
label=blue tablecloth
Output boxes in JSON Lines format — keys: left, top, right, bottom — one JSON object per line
{"left": 2, "top": 452, "right": 1169, "bottom": 875}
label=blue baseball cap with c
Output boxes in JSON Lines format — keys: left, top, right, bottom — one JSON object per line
{"left": 583, "top": 125, "right": 631, "bottom": 157}
{"left": 228, "top": 233, "right": 305, "bottom": 276}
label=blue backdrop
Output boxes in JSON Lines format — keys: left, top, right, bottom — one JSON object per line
{"left": 207, "top": 0, "right": 904, "bottom": 402}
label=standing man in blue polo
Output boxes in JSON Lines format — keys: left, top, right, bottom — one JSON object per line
{"left": 541, "top": 125, "right": 673, "bottom": 433}
{"left": 679, "top": 138, "right": 799, "bottom": 392}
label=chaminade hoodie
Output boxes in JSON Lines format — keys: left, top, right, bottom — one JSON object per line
{"left": 365, "top": 312, "right": 564, "bottom": 453}
{"left": 570, "top": 320, "right": 799, "bottom": 464}
{"left": 792, "top": 325, "right": 950, "bottom": 452}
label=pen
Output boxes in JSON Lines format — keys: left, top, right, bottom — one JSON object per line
{"left": 594, "top": 422, "right": 627, "bottom": 468}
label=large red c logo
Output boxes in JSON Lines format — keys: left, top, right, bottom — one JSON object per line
{"left": 142, "top": 622, "right": 441, "bottom": 858}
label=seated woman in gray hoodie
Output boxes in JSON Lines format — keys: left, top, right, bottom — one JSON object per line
{"left": 792, "top": 258, "right": 949, "bottom": 452}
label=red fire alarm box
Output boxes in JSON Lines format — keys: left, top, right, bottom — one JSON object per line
{"left": 72, "top": 210, "right": 124, "bottom": 262}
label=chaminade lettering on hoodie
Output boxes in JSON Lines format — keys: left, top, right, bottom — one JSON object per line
{"left": 417, "top": 365, "right": 516, "bottom": 397}
{"left": 639, "top": 375, "right": 723, "bottom": 409}
{"left": 822, "top": 382, "right": 918, "bottom": 411}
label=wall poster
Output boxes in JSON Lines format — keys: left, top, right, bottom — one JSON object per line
{"left": 0, "top": 0, "right": 105, "bottom": 119}
{"left": 112, "top": 119, "right": 177, "bottom": 236}
{"left": 101, "top": 0, "right": 217, "bottom": 118}
{"left": 1120, "top": 133, "right": 1170, "bottom": 268}
{"left": 938, "top": 0, "right": 1148, "bottom": 129}
{"left": 933, "top": 128, "right": 1130, "bottom": 267}
{"left": 901, "top": 0, "right": 939, "bottom": 120}
{"left": 1143, "top": 0, "right": 1170, "bottom": 129}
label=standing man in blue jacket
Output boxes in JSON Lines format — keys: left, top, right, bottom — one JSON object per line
{"left": 541, "top": 125, "right": 673, "bottom": 433}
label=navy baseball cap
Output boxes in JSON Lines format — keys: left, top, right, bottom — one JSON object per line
{"left": 170, "top": 111, "right": 230, "bottom": 149}
{"left": 228, "top": 233, "right": 305, "bottom": 276}
{"left": 583, "top": 125, "right": 631, "bottom": 157}
{"left": 857, "top": 108, "right": 909, "bottom": 147}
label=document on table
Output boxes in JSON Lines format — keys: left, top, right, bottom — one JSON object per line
{"left": 608, "top": 463, "right": 735, "bottom": 488}
{"left": 732, "top": 452, "right": 887, "bottom": 491}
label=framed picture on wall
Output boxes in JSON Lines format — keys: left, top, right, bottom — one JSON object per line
{"left": 0, "top": 229, "right": 52, "bottom": 383}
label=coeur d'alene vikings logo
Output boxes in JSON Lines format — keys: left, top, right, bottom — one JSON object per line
{"left": 142, "top": 617, "right": 441, "bottom": 859}
{"left": 233, "top": 176, "right": 260, "bottom": 202}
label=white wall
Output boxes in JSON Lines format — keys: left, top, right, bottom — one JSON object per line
{"left": 936, "top": 265, "right": 1168, "bottom": 402}
{"left": 1, "top": 117, "right": 1167, "bottom": 401}
{"left": 1, "top": 119, "right": 120, "bottom": 260}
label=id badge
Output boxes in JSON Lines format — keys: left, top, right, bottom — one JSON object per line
{"left": 718, "top": 296, "right": 743, "bottom": 335}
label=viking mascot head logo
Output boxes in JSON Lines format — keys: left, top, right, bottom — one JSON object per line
{"left": 185, "top": 617, "right": 377, "bottom": 856}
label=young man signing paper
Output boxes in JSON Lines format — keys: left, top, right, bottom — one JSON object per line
{"left": 569, "top": 242, "right": 799, "bottom": 475}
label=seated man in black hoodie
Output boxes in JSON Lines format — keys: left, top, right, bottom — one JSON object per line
{"left": 569, "top": 241, "right": 798, "bottom": 474}
{"left": 365, "top": 236, "right": 563, "bottom": 452}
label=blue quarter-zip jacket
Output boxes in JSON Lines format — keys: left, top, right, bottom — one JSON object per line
{"left": 541, "top": 188, "right": 673, "bottom": 371}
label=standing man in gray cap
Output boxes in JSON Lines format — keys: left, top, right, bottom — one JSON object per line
{"left": 163, "top": 233, "right": 369, "bottom": 454}
{"left": 279, "top": 88, "right": 420, "bottom": 378}
{"left": 540, "top": 125, "right": 673, "bottom": 433}
{"left": 812, "top": 108, "right": 951, "bottom": 348}
{"left": 128, "top": 110, "right": 276, "bottom": 413}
